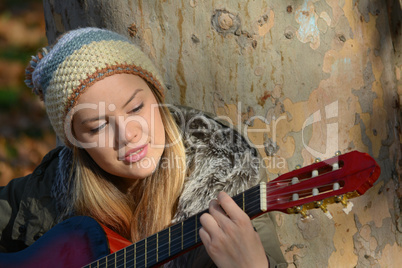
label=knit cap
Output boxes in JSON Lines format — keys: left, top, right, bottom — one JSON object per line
{"left": 25, "top": 27, "right": 165, "bottom": 147}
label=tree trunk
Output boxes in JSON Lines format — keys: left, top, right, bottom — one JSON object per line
{"left": 43, "top": 0, "right": 401, "bottom": 267}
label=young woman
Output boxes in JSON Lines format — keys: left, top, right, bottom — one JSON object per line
{"left": 0, "top": 28, "right": 285, "bottom": 267}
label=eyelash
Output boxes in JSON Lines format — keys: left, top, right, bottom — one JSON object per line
{"left": 90, "top": 123, "right": 106, "bottom": 134}
{"left": 130, "top": 102, "right": 144, "bottom": 113}
{"left": 90, "top": 103, "right": 144, "bottom": 133}
{"left": 90, "top": 124, "right": 106, "bottom": 133}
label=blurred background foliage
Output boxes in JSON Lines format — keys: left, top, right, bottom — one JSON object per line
{"left": 0, "top": 0, "right": 55, "bottom": 186}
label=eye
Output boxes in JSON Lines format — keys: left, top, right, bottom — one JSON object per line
{"left": 90, "top": 123, "right": 107, "bottom": 133}
{"left": 130, "top": 102, "right": 144, "bottom": 113}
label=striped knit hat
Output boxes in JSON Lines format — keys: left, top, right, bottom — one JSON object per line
{"left": 25, "top": 27, "right": 165, "bottom": 147}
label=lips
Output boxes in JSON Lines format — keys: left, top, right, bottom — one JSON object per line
{"left": 123, "top": 144, "right": 148, "bottom": 163}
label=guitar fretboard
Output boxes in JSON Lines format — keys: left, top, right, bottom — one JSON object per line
{"left": 84, "top": 183, "right": 263, "bottom": 268}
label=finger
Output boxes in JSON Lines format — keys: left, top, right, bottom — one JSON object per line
{"left": 198, "top": 227, "right": 211, "bottom": 246}
{"left": 217, "top": 191, "right": 248, "bottom": 222}
{"left": 208, "top": 198, "right": 232, "bottom": 226}
{"left": 199, "top": 212, "right": 220, "bottom": 237}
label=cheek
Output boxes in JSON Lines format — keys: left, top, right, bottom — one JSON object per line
{"left": 155, "top": 113, "right": 166, "bottom": 146}
{"left": 85, "top": 148, "right": 100, "bottom": 163}
{"left": 71, "top": 119, "right": 81, "bottom": 141}
{"left": 71, "top": 117, "right": 91, "bottom": 144}
{"left": 85, "top": 147, "right": 110, "bottom": 168}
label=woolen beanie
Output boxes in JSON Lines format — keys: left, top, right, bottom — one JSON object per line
{"left": 25, "top": 27, "right": 165, "bottom": 147}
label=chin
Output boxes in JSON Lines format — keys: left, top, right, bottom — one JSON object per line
{"left": 121, "top": 165, "right": 158, "bottom": 180}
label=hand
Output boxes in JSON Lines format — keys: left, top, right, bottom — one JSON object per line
{"left": 199, "top": 192, "right": 269, "bottom": 268}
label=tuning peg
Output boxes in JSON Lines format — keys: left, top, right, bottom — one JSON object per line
{"left": 324, "top": 210, "right": 333, "bottom": 219}
{"left": 335, "top": 195, "right": 346, "bottom": 205}
{"left": 342, "top": 202, "right": 354, "bottom": 214}
{"left": 295, "top": 205, "right": 309, "bottom": 219}
{"left": 312, "top": 188, "right": 319, "bottom": 196}
{"left": 314, "top": 200, "right": 333, "bottom": 219}
{"left": 288, "top": 205, "right": 310, "bottom": 219}
{"left": 312, "top": 189, "right": 333, "bottom": 219}
{"left": 332, "top": 162, "right": 340, "bottom": 170}
{"left": 333, "top": 182, "right": 340, "bottom": 190}
{"left": 291, "top": 177, "right": 300, "bottom": 201}
{"left": 335, "top": 195, "right": 354, "bottom": 214}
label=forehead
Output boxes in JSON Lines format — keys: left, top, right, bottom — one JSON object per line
{"left": 76, "top": 74, "right": 152, "bottom": 105}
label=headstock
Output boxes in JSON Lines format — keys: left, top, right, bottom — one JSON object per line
{"left": 263, "top": 151, "right": 381, "bottom": 219}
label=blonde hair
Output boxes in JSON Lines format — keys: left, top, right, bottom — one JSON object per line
{"left": 70, "top": 83, "right": 186, "bottom": 242}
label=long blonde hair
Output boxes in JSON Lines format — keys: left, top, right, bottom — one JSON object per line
{"left": 70, "top": 83, "right": 186, "bottom": 242}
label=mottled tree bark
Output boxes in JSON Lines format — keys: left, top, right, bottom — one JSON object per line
{"left": 43, "top": 0, "right": 401, "bottom": 267}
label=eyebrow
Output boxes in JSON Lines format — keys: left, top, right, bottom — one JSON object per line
{"left": 123, "top": 88, "right": 143, "bottom": 108}
{"left": 81, "top": 88, "right": 143, "bottom": 125}
{"left": 81, "top": 115, "right": 106, "bottom": 125}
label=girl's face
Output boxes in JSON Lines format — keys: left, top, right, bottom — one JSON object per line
{"left": 72, "top": 74, "right": 166, "bottom": 180}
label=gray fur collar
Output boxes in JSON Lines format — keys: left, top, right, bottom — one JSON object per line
{"left": 52, "top": 106, "right": 262, "bottom": 223}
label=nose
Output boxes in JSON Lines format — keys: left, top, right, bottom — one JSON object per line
{"left": 115, "top": 115, "right": 148, "bottom": 147}
{"left": 116, "top": 116, "right": 138, "bottom": 146}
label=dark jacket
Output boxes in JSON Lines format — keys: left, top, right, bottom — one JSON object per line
{"left": 0, "top": 106, "right": 287, "bottom": 267}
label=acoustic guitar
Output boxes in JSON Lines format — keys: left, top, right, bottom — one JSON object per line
{"left": 0, "top": 151, "right": 380, "bottom": 268}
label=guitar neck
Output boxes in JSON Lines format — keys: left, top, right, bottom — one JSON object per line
{"left": 84, "top": 184, "right": 265, "bottom": 268}
{"left": 84, "top": 151, "right": 380, "bottom": 268}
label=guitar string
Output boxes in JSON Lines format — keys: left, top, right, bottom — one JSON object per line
{"left": 94, "top": 168, "right": 343, "bottom": 267}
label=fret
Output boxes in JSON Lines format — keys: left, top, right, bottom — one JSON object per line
{"left": 124, "top": 247, "right": 126, "bottom": 268}
{"left": 169, "top": 226, "right": 171, "bottom": 256}
{"left": 156, "top": 227, "right": 170, "bottom": 262}
{"left": 145, "top": 238, "right": 147, "bottom": 268}
{"left": 156, "top": 233, "right": 159, "bottom": 263}
{"left": 242, "top": 192, "right": 245, "bottom": 211}
{"left": 195, "top": 214, "right": 198, "bottom": 243}
{"left": 181, "top": 222, "right": 184, "bottom": 250}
